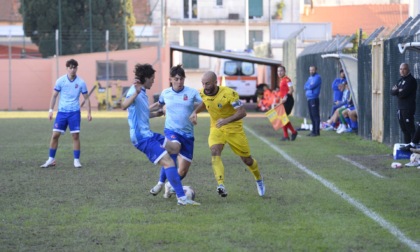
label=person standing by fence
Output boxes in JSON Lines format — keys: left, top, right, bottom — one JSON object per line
{"left": 391, "top": 63, "right": 417, "bottom": 144}
{"left": 304, "top": 65, "right": 322, "bottom": 137}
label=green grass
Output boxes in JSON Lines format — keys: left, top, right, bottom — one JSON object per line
{"left": 1, "top": 114, "right": 420, "bottom": 251}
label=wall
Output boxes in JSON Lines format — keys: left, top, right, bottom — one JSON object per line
{"left": 0, "top": 45, "right": 170, "bottom": 111}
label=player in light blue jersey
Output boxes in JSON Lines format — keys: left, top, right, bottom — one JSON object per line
{"left": 122, "top": 63, "right": 200, "bottom": 206}
{"left": 149, "top": 65, "right": 202, "bottom": 198}
{"left": 40, "top": 59, "right": 92, "bottom": 169}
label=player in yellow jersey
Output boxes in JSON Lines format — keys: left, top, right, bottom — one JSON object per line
{"left": 189, "top": 71, "right": 265, "bottom": 197}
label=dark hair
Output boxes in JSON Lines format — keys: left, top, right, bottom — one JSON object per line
{"left": 339, "top": 69, "right": 344, "bottom": 73}
{"left": 66, "top": 59, "right": 78, "bottom": 68}
{"left": 170, "top": 64, "right": 186, "bottom": 78}
{"left": 134, "top": 64, "right": 156, "bottom": 84}
{"left": 278, "top": 65, "right": 286, "bottom": 72}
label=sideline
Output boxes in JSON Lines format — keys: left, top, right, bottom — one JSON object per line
{"left": 337, "top": 155, "right": 386, "bottom": 179}
{"left": 244, "top": 125, "right": 420, "bottom": 252}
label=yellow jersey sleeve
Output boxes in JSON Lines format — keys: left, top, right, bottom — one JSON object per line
{"left": 200, "top": 86, "right": 244, "bottom": 129}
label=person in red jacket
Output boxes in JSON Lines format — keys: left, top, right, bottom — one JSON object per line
{"left": 257, "top": 84, "right": 275, "bottom": 112}
{"left": 275, "top": 65, "right": 298, "bottom": 141}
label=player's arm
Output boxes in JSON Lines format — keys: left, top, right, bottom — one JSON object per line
{"left": 48, "top": 90, "right": 59, "bottom": 121}
{"left": 189, "top": 102, "right": 206, "bottom": 125}
{"left": 215, "top": 105, "right": 246, "bottom": 128}
{"left": 122, "top": 81, "right": 142, "bottom": 110}
{"left": 82, "top": 92, "right": 92, "bottom": 121}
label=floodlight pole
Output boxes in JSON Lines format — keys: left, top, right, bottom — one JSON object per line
{"left": 8, "top": 30, "right": 12, "bottom": 111}
{"left": 106, "top": 30, "right": 110, "bottom": 110}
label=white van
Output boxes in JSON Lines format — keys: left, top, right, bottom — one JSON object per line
{"left": 216, "top": 50, "right": 259, "bottom": 103}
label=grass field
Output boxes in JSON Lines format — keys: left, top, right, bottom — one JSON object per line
{"left": 1, "top": 111, "right": 420, "bottom": 251}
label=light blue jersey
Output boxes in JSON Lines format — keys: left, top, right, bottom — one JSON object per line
{"left": 159, "top": 86, "right": 202, "bottom": 138}
{"left": 54, "top": 75, "right": 88, "bottom": 112}
{"left": 126, "top": 85, "right": 154, "bottom": 145}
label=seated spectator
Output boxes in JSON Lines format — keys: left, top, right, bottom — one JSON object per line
{"left": 257, "top": 84, "right": 274, "bottom": 112}
{"left": 330, "top": 70, "right": 346, "bottom": 117}
{"left": 322, "top": 82, "right": 350, "bottom": 130}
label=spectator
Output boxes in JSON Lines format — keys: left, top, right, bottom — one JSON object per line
{"left": 304, "top": 65, "right": 322, "bottom": 136}
{"left": 257, "top": 84, "right": 275, "bottom": 112}
{"left": 324, "top": 81, "right": 350, "bottom": 131}
{"left": 391, "top": 63, "right": 417, "bottom": 143}
{"left": 330, "top": 70, "right": 346, "bottom": 117}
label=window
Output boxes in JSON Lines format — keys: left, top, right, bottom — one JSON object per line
{"left": 214, "top": 30, "right": 225, "bottom": 52}
{"left": 224, "top": 61, "right": 255, "bottom": 76}
{"left": 249, "top": 0, "right": 263, "bottom": 17}
{"left": 249, "top": 30, "right": 263, "bottom": 49}
{"left": 216, "top": 0, "right": 223, "bottom": 6}
{"left": 96, "top": 61, "right": 127, "bottom": 81}
{"left": 182, "top": 31, "right": 199, "bottom": 69}
{"left": 184, "top": 0, "right": 197, "bottom": 19}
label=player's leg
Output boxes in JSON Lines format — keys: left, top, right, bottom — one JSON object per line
{"left": 209, "top": 128, "right": 227, "bottom": 197}
{"left": 228, "top": 131, "right": 265, "bottom": 196}
{"left": 69, "top": 111, "right": 82, "bottom": 168}
{"left": 40, "top": 112, "right": 67, "bottom": 168}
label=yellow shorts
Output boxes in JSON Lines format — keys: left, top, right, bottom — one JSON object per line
{"left": 208, "top": 127, "right": 251, "bottom": 157}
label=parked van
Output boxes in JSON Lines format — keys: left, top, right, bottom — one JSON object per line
{"left": 216, "top": 50, "right": 259, "bottom": 103}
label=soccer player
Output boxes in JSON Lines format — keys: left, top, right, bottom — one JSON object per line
{"left": 121, "top": 63, "right": 199, "bottom": 206}
{"left": 40, "top": 59, "right": 92, "bottom": 168}
{"left": 189, "top": 71, "right": 265, "bottom": 197}
{"left": 149, "top": 64, "right": 202, "bottom": 198}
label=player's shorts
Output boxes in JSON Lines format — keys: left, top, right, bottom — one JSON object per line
{"left": 164, "top": 129, "right": 194, "bottom": 162}
{"left": 347, "top": 106, "right": 355, "bottom": 111}
{"left": 134, "top": 133, "right": 168, "bottom": 164}
{"left": 208, "top": 127, "right": 251, "bottom": 157}
{"left": 53, "top": 111, "right": 81, "bottom": 134}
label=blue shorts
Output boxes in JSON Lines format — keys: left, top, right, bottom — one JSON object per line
{"left": 53, "top": 111, "right": 81, "bottom": 134}
{"left": 164, "top": 129, "right": 194, "bottom": 162}
{"left": 134, "top": 133, "right": 168, "bottom": 164}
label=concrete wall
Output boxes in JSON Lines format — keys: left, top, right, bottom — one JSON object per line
{"left": 0, "top": 45, "right": 170, "bottom": 111}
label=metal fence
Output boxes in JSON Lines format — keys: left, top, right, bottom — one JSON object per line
{"left": 295, "top": 14, "right": 420, "bottom": 146}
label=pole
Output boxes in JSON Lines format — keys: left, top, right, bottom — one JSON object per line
{"left": 245, "top": 0, "right": 249, "bottom": 49}
{"left": 124, "top": 0, "right": 128, "bottom": 50}
{"left": 58, "top": 0, "right": 62, "bottom": 55}
{"left": 8, "top": 30, "right": 12, "bottom": 111}
{"left": 89, "top": 0, "right": 93, "bottom": 52}
{"left": 56, "top": 29, "right": 59, "bottom": 80}
{"left": 106, "top": 30, "right": 110, "bottom": 110}
{"left": 268, "top": 0, "right": 272, "bottom": 57}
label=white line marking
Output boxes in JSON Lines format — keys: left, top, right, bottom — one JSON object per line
{"left": 244, "top": 125, "right": 420, "bottom": 252}
{"left": 337, "top": 155, "right": 386, "bottom": 179}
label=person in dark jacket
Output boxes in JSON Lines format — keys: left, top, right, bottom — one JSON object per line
{"left": 391, "top": 63, "right": 418, "bottom": 143}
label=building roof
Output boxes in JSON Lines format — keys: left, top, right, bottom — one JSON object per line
{"left": 0, "top": 0, "right": 21, "bottom": 23}
{"left": 300, "top": 4, "right": 409, "bottom": 36}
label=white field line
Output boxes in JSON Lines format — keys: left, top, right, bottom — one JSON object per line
{"left": 244, "top": 125, "right": 420, "bottom": 252}
{"left": 336, "top": 155, "right": 386, "bottom": 179}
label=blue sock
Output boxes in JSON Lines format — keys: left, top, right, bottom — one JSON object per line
{"left": 345, "top": 117, "right": 351, "bottom": 126}
{"left": 74, "top": 150, "right": 80, "bottom": 159}
{"left": 351, "top": 120, "right": 358, "bottom": 129}
{"left": 49, "top": 148, "right": 57, "bottom": 158}
{"left": 165, "top": 167, "right": 185, "bottom": 197}
{"left": 159, "top": 167, "right": 167, "bottom": 183}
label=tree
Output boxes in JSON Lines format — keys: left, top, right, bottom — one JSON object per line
{"left": 19, "top": 0, "right": 137, "bottom": 58}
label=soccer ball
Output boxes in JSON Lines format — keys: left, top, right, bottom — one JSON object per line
{"left": 391, "top": 162, "right": 402, "bottom": 169}
{"left": 183, "top": 186, "right": 196, "bottom": 200}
